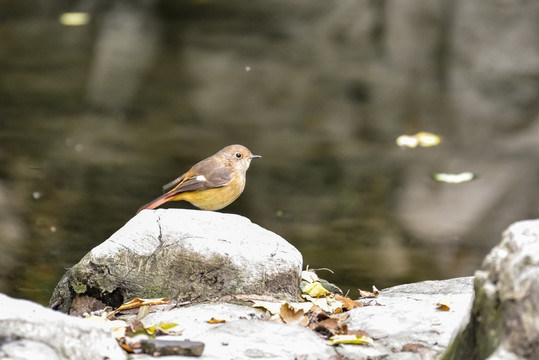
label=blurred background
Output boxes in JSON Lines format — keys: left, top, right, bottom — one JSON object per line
{"left": 1, "top": 0, "right": 538, "bottom": 305}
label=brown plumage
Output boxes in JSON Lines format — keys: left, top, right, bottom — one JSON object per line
{"left": 138, "top": 144, "right": 260, "bottom": 213}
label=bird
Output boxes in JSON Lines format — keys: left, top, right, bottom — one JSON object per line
{"left": 138, "top": 144, "right": 260, "bottom": 213}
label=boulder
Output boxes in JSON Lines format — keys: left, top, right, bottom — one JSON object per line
{"left": 50, "top": 209, "right": 303, "bottom": 313}
{"left": 442, "top": 219, "right": 539, "bottom": 360}
{"left": 0, "top": 293, "right": 125, "bottom": 360}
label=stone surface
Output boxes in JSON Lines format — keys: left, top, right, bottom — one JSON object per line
{"left": 124, "top": 277, "right": 474, "bottom": 360}
{"left": 50, "top": 209, "right": 303, "bottom": 313}
{"left": 442, "top": 219, "right": 539, "bottom": 360}
{"left": 0, "top": 293, "right": 125, "bottom": 360}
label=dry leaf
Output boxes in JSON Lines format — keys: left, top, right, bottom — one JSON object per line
{"left": 335, "top": 294, "right": 362, "bottom": 311}
{"left": 279, "top": 303, "right": 309, "bottom": 327}
{"left": 436, "top": 295, "right": 452, "bottom": 311}
{"left": 301, "top": 270, "right": 319, "bottom": 283}
{"left": 207, "top": 317, "right": 226, "bottom": 324}
{"left": 359, "top": 286, "right": 379, "bottom": 298}
{"left": 115, "top": 297, "right": 169, "bottom": 311}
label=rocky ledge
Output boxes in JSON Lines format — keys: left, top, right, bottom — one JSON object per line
{"left": 1, "top": 212, "right": 538, "bottom": 359}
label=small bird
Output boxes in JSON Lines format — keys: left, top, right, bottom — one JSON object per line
{"left": 138, "top": 144, "right": 260, "bottom": 213}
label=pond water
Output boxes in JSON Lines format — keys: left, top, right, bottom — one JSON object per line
{"left": 1, "top": 1, "right": 538, "bottom": 305}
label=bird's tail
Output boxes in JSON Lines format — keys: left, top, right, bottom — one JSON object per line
{"left": 137, "top": 193, "right": 175, "bottom": 213}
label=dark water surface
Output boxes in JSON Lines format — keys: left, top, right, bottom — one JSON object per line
{"left": 1, "top": 1, "right": 538, "bottom": 305}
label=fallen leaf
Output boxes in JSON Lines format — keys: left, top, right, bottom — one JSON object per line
{"left": 279, "top": 303, "right": 309, "bottom": 327}
{"left": 115, "top": 297, "right": 169, "bottom": 312}
{"left": 301, "top": 270, "right": 319, "bottom": 283}
{"left": 335, "top": 294, "right": 362, "bottom": 311}
{"left": 302, "top": 295, "right": 343, "bottom": 313}
{"left": 436, "top": 295, "right": 452, "bottom": 311}
{"left": 136, "top": 304, "right": 150, "bottom": 320}
{"left": 329, "top": 334, "right": 374, "bottom": 345}
{"left": 252, "top": 300, "right": 285, "bottom": 315}
{"left": 146, "top": 322, "right": 180, "bottom": 335}
{"left": 359, "top": 286, "right": 379, "bottom": 298}
{"left": 302, "top": 282, "right": 331, "bottom": 298}
{"left": 207, "top": 317, "right": 226, "bottom": 324}
{"left": 252, "top": 301, "right": 313, "bottom": 315}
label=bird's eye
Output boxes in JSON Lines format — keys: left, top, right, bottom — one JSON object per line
{"left": 235, "top": 152, "right": 242, "bottom": 159}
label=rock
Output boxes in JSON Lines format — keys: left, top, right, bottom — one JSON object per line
{"left": 50, "top": 209, "right": 303, "bottom": 313}
{"left": 442, "top": 220, "right": 539, "bottom": 360}
{"left": 341, "top": 277, "right": 474, "bottom": 359}
{"left": 122, "top": 277, "right": 474, "bottom": 360}
{"left": 0, "top": 293, "right": 125, "bottom": 360}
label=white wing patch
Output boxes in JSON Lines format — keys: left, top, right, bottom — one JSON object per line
{"left": 196, "top": 175, "right": 207, "bottom": 182}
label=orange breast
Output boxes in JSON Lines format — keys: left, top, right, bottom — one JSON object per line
{"left": 172, "top": 173, "right": 246, "bottom": 210}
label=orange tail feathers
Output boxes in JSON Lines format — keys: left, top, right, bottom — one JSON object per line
{"left": 137, "top": 193, "right": 176, "bottom": 213}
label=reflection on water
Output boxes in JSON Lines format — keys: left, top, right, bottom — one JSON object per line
{"left": 1, "top": 1, "right": 538, "bottom": 305}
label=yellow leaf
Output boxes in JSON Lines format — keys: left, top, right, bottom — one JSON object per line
{"left": 436, "top": 295, "right": 452, "bottom": 311}
{"left": 329, "top": 334, "right": 374, "bottom": 345}
{"left": 146, "top": 322, "right": 179, "bottom": 335}
{"left": 302, "top": 282, "right": 331, "bottom": 298}
{"left": 207, "top": 317, "right": 226, "bottom": 324}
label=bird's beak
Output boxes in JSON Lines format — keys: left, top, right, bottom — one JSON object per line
{"left": 251, "top": 154, "right": 261, "bottom": 159}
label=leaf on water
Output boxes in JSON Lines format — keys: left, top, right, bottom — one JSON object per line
{"left": 329, "top": 334, "right": 374, "bottom": 346}
{"left": 207, "top": 317, "right": 226, "bottom": 324}
{"left": 436, "top": 295, "right": 452, "bottom": 311}
{"left": 279, "top": 303, "right": 309, "bottom": 327}
{"left": 359, "top": 286, "right": 379, "bottom": 298}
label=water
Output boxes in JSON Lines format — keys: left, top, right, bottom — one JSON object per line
{"left": 1, "top": 1, "right": 537, "bottom": 305}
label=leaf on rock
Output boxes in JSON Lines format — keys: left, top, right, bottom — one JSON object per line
{"left": 136, "top": 304, "right": 150, "bottom": 320}
{"left": 301, "top": 295, "right": 343, "bottom": 313}
{"left": 115, "top": 297, "right": 170, "bottom": 311}
{"left": 329, "top": 334, "right": 374, "bottom": 346}
{"left": 301, "top": 270, "right": 319, "bottom": 283}
{"left": 302, "top": 281, "right": 331, "bottom": 298}
{"left": 146, "top": 322, "right": 180, "bottom": 335}
{"left": 335, "top": 294, "right": 362, "bottom": 311}
{"left": 207, "top": 317, "right": 226, "bottom": 324}
{"left": 279, "top": 303, "right": 309, "bottom": 327}
{"left": 252, "top": 300, "right": 285, "bottom": 315}
{"left": 436, "top": 295, "right": 451, "bottom": 311}
{"left": 359, "top": 286, "right": 379, "bottom": 298}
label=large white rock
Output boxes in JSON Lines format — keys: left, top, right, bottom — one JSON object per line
{"left": 442, "top": 219, "right": 539, "bottom": 360}
{"left": 50, "top": 209, "right": 303, "bottom": 313}
{"left": 0, "top": 293, "right": 125, "bottom": 360}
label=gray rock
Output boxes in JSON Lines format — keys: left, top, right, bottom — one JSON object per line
{"left": 124, "top": 277, "right": 474, "bottom": 360}
{"left": 50, "top": 209, "right": 303, "bottom": 313}
{"left": 442, "top": 220, "right": 539, "bottom": 360}
{"left": 0, "top": 293, "right": 125, "bottom": 360}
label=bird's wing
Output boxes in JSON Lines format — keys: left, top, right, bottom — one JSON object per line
{"left": 162, "top": 172, "right": 187, "bottom": 192}
{"left": 167, "top": 166, "right": 233, "bottom": 194}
